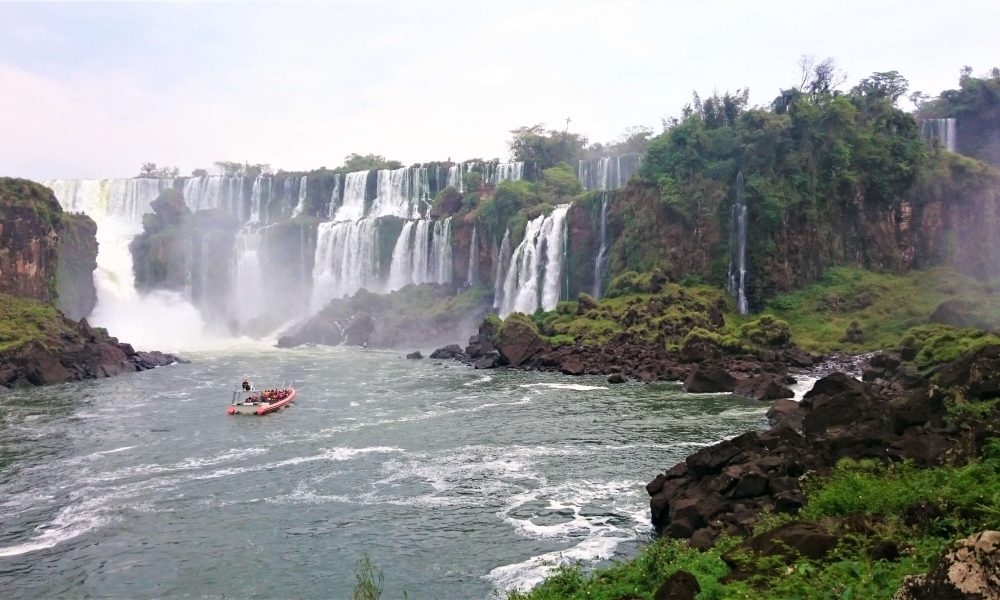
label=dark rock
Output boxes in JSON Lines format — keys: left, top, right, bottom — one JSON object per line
{"left": 870, "top": 539, "right": 900, "bottom": 561}
{"left": 429, "top": 344, "right": 464, "bottom": 359}
{"left": 739, "top": 521, "right": 839, "bottom": 562}
{"left": 683, "top": 365, "right": 736, "bottom": 393}
{"left": 495, "top": 316, "right": 545, "bottom": 367}
{"left": 654, "top": 570, "right": 701, "bottom": 600}
{"left": 803, "top": 372, "right": 865, "bottom": 400}
{"left": 734, "top": 373, "right": 794, "bottom": 401}
{"left": 689, "top": 528, "right": 719, "bottom": 551}
{"left": 473, "top": 351, "right": 501, "bottom": 369}
{"left": 406, "top": 351, "right": 423, "bottom": 360}
{"left": 686, "top": 441, "right": 741, "bottom": 476}
{"left": 559, "top": 357, "right": 585, "bottom": 375}
{"left": 607, "top": 372, "right": 627, "bottom": 384}
{"left": 767, "top": 398, "right": 807, "bottom": 431}
{"left": 343, "top": 312, "right": 376, "bottom": 346}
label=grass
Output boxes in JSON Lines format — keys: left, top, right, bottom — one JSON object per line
{"left": 509, "top": 442, "right": 1000, "bottom": 600}
{"left": 0, "top": 293, "right": 74, "bottom": 352}
{"left": 763, "top": 267, "right": 1000, "bottom": 353}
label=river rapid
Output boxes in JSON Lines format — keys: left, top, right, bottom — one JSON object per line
{"left": 0, "top": 344, "right": 769, "bottom": 598}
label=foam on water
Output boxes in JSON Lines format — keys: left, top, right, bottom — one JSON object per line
{"left": 520, "top": 382, "right": 608, "bottom": 391}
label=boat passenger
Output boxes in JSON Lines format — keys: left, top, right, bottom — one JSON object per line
{"left": 242, "top": 379, "right": 251, "bottom": 392}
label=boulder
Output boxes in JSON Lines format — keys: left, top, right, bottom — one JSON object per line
{"left": 343, "top": 312, "right": 375, "bottom": 346}
{"left": 474, "top": 351, "right": 501, "bottom": 370}
{"left": 495, "top": 315, "right": 545, "bottom": 367}
{"left": 734, "top": 373, "right": 794, "bottom": 401}
{"left": 683, "top": 365, "right": 736, "bottom": 393}
{"left": 406, "top": 351, "right": 423, "bottom": 360}
{"left": 607, "top": 372, "right": 627, "bottom": 384}
{"left": 893, "top": 531, "right": 1000, "bottom": 600}
{"left": 731, "top": 521, "right": 839, "bottom": 563}
{"left": 429, "top": 344, "right": 464, "bottom": 359}
{"left": 559, "top": 357, "right": 585, "bottom": 375}
{"left": 766, "top": 398, "right": 807, "bottom": 431}
{"left": 654, "top": 570, "right": 701, "bottom": 600}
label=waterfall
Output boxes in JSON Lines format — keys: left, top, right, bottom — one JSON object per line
{"left": 493, "top": 228, "right": 512, "bottom": 310}
{"left": 43, "top": 178, "right": 208, "bottom": 349}
{"left": 290, "top": 175, "right": 308, "bottom": 218}
{"left": 370, "top": 167, "right": 430, "bottom": 219}
{"left": 233, "top": 230, "right": 265, "bottom": 324}
{"left": 327, "top": 173, "right": 342, "bottom": 219}
{"left": 334, "top": 171, "right": 369, "bottom": 222}
{"left": 577, "top": 154, "right": 642, "bottom": 191}
{"left": 592, "top": 194, "right": 610, "bottom": 298}
{"left": 467, "top": 225, "right": 479, "bottom": 286}
{"left": 249, "top": 176, "right": 265, "bottom": 223}
{"left": 728, "top": 172, "right": 749, "bottom": 315}
{"left": 310, "top": 219, "right": 381, "bottom": 310}
{"left": 447, "top": 164, "right": 464, "bottom": 193}
{"left": 921, "top": 118, "right": 957, "bottom": 152}
{"left": 385, "top": 217, "right": 453, "bottom": 291}
{"left": 482, "top": 161, "right": 525, "bottom": 186}
{"left": 429, "top": 217, "right": 453, "bottom": 283}
{"left": 182, "top": 176, "right": 245, "bottom": 213}
{"left": 498, "top": 204, "right": 570, "bottom": 317}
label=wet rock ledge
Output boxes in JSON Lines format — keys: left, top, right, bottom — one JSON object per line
{"left": 0, "top": 317, "right": 185, "bottom": 389}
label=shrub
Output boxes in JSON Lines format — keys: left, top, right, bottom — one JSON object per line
{"left": 739, "top": 315, "right": 791, "bottom": 347}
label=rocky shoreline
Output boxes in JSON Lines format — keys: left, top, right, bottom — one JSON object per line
{"left": 0, "top": 316, "right": 185, "bottom": 389}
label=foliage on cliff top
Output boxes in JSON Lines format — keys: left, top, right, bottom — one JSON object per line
{"left": 763, "top": 267, "right": 1000, "bottom": 353}
{"left": 0, "top": 177, "right": 64, "bottom": 230}
{"left": 526, "top": 280, "right": 730, "bottom": 349}
{"left": 0, "top": 294, "right": 75, "bottom": 352}
{"left": 509, "top": 439, "right": 1000, "bottom": 600}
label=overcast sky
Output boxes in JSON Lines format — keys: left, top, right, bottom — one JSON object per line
{"left": 2, "top": 0, "right": 998, "bottom": 180}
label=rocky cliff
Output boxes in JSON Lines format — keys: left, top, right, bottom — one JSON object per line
{"left": 55, "top": 212, "right": 98, "bottom": 320}
{"left": 0, "top": 178, "right": 63, "bottom": 303}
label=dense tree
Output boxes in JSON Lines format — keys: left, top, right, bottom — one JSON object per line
{"left": 507, "top": 124, "right": 588, "bottom": 170}
{"left": 138, "top": 163, "right": 179, "bottom": 178}
{"left": 339, "top": 153, "right": 402, "bottom": 172}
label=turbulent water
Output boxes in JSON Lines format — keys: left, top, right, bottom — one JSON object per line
{"left": 0, "top": 346, "right": 768, "bottom": 598}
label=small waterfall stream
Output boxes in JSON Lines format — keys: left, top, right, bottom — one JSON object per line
{"left": 728, "top": 172, "right": 749, "bottom": 314}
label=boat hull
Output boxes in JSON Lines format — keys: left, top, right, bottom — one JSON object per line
{"left": 228, "top": 388, "right": 296, "bottom": 415}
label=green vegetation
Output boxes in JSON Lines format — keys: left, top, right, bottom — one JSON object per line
{"left": 0, "top": 177, "right": 63, "bottom": 230}
{"left": 528, "top": 281, "right": 729, "bottom": 349}
{"left": 900, "top": 324, "right": 1000, "bottom": 372}
{"left": 0, "top": 294, "right": 75, "bottom": 352}
{"left": 510, "top": 443, "right": 1000, "bottom": 600}
{"left": 763, "top": 267, "right": 1000, "bottom": 353}
{"left": 352, "top": 554, "right": 385, "bottom": 600}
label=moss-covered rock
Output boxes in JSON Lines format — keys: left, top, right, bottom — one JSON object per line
{"left": 496, "top": 312, "right": 545, "bottom": 366}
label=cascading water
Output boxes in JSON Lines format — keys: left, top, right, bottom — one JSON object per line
{"left": 290, "top": 175, "right": 308, "bottom": 218}
{"left": 592, "top": 195, "right": 610, "bottom": 299}
{"left": 182, "top": 176, "right": 244, "bottom": 213}
{"left": 447, "top": 164, "right": 464, "bottom": 193}
{"left": 728, "top": 172, "right": 749, "bottom": 315}
{"left": 42, "top": 178, "right": 209, "bottom": 350}
{"left": 493, "top": 229, "right": 512, "bottom": 310}
{"left": 327, "top": 174, "right": 342, "bottom": 218}
{"left": 920, "top": 118, "right": 957, "bottom": 152}
{"left": 498, "top": 205, "right": 570, "bottom": 317}
{"left": 233, "top": 230, "right": 265, "bottom": 324}
{"left": 385, "top": 218, "right": 453, "bottom": 291}
{"left": 370, "top": 167, "right": 430, "bottom": 219}
{"left": 310, "top": 219, "right": 381, "bottom": 310}
{"left": 482, "top": 162, "right": 525, "bottom": 186}
{"left": 467, "top": 225, "right": 479, "bottom": 286}
{"left": 576, "top": 154, "right": 641, "bottom": 192}
{"left": 429, "top": 218, "right": 453, "bottom": 283}
{"left": 334, "top": 171, "right": 369, "bottom": 222}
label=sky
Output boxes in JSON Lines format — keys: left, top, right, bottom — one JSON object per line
{"left": 2, "top": 0, "right": 999, "bottom": 180}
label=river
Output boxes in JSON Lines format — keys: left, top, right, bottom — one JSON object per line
{"left": 0, "top": 344, "right": 768, "bottom": 598}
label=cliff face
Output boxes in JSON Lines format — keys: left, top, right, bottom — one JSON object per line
{"left": 0, "top": 178, "right": 63, "bottom": 303}
{"left": 56, "top": 212, "right": 98, "bottom": 320}
{"left": 131, "top": 189, "right": 192, "bottom": 292}
{"left": 594, "top": 152, "right": 1000, "bottom": 307}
